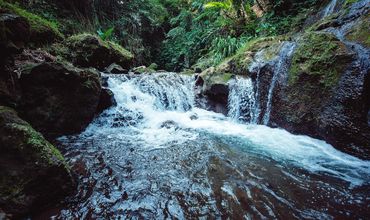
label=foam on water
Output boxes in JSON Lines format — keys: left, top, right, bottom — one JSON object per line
{"left": 57, "top": 72, "right": 370, "bottom": 218}
{"left": 83, "top": 73, "right": 370, "bottom": 186}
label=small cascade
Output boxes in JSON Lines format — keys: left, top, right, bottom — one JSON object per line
{"left": 228, "top": 77, "right": 256, "bottom": 122}
{"left": 94, "top": 72, "right": 195, "bottom": 129}
{"left": 263, "top": 42, "right": 296, "bottom": 125}
{"left": 322, "top": 0, "right": 339, "bottom": 18}
{"left": 247, "top": 41, "right": 296, "bottom": 125}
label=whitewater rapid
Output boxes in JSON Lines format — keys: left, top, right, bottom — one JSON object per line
{"left": 55, "top": 72, "right": 370, "bottom": 219}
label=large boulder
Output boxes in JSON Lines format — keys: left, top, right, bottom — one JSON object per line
{"left": 52, "top": 33, "right": 134, "bottom": 70}
{"left": 270, "top": 31, "right": 370, "bottom": 159}
{"left": 0, "top": 106, "right": 74, "bottom": 218}
{"left": 19, "top": 62, "right": 101, "bottom": 137}
{"left": 0, "top": 12, "right": 30, "bottom": 108}
{"left": 0, "top": 1, "right": 63, "bottom": 45}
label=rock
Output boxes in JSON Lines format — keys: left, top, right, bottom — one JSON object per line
{"left": 270, "top": 31, "right": 370, "bottom": 159}
{"left": 105, "top": 63, "right": 128, "bottom": 74}
{"left": 195, "top": 67, "right": 234, "bottom": 114}
{"left": 0, "top": 13, "right": 30, "bottom": 59}
{"left": 0, "top": 12, "right": 29, "bottom": 108}
{"left": 52, "top": 33, "right": 133, "bottom": 70}
{"left": 194, "top": 67, "right": 202, "bottom": 73}
{"left": 19, "top": 62, "right": 101, "bottom": 137}
{"left": 148, "top": 63, "right": 158, "bottom": 70}
{"left": 132, "top": 65, "right": 156, "bottom": 74}
{"left": 101, "top": 75, "right": 109, "bottom": 87}
{"left": 0, "top": 106, "right": 74, "bottom": 218}
{"left": 0, "top": 1, "right": 63, "bottom": 45}
{"left": 160, "top": 120, "right": 179, "bottom": 129}
{"left": 96, "top": 88, "right": 116, "bottom": 114}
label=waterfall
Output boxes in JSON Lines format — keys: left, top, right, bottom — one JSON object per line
{"left": 263, "top": 42, "right": 296, "bottom": 125}
{"left": 93, "top": 72, "right": 195, "bottom": 129}
{"left": 244, "top": 42, "right": 296, "bottom": 125}
{"left": 228, "top": 77, "right": 256, "bottom": 123}
{"left": 322, "top": 0, "right": 338, "bottom": 18}
{"left": 56, "top": 70, "right": 370, "bottom": 219}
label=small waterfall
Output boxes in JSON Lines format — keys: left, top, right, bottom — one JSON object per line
{"left": 246, "top": 42, "right": 296, "bottom": 125}
{"left": 263, "top": 42, "right": 296, "bottom": 125}
{"left": 228, "top": 77, "right": 256, "bottom": 122}
{"left": 322, "top": 0, "right": 338, "bottom": 18}
{"left": 94, "top": 72, "right": 195, "bottom": 129}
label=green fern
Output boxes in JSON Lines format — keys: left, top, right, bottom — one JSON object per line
{"left": 97, "top": 27, "right": 114, "bottom": 41}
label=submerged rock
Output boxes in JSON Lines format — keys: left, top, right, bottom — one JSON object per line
{"left": 19, "top": 62, "right": 101, "bottom": 137}
{"left": 52, "top": 33, "right": 133, "bottom": 70}
{"left": 0, "top": 106, "right": 74, "bottom": 218}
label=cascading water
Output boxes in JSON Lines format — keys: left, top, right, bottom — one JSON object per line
{"left": 262, "top": 42, "right": 296, "bottom": 125}
{"left": 246, "top": 41, "right": 296, "bottom": 125}
{"left": 322, "top": 0, "right": 338, "bottom": 18}
{"left": 227, "top": 77, "right": 256, "bottom": 122}
{"left": 52, "top": 72, "right": 370, "bottom": 219}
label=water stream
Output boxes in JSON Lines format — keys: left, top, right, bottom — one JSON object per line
{"left": 52, "top": 72, "right": 370, "bottom": 219}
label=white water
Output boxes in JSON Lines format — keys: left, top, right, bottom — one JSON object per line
{"left": 57, "top": 72, "right": 370, "bottom": 218}
{"left": 87, "top": 73, "right": 370, "bottom": 185}
{"left": 322, "top": 0, "right": 338, "bottom": 18}
{"left": 227, "top": 77, "right": 256, "bottom": 122}
{"left": 247, "top": 41, "right": 296, "bottom": 125}
{"left": 263, "top": 42, "right": 296, "bottom": 124}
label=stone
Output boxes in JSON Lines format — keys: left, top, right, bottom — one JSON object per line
{"left": 19, "top": 62, "right": 101, "bottom": 137}
{"left": 0, "top": 106, "right": 74, "bottom": 218}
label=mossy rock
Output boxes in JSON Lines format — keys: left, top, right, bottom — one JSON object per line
{"left": 0, "top": 106, "right": 74, "bottom": 217}
{"left": 209, "top": 36, "right": 288, "bottom": 76}
{"left": 289, "top": 31, "right": 354, "bottom": 88}
{"left": 19, "top": 61, "right": 102, "bottom": 137}
{"left": 345, "top": 16, "right": 370, "bottom": 47}
{"left": 53, "top": 33, "right": 134, "bottom": 70}
{"left": 0, "top": 0, "right": 63, "bottom": 45}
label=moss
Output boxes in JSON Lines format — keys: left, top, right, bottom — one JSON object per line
{"left": 10, "top": 123, "right": 65, "bottom": 164}
{"left": 0, "top": 0, "right": 63, "bottom": 41}
{"left": 0, "top": 106, "right": 66, "bottom": 165}
{"left": 107, "top": 41, "right": 134, "bottom": 60}
{"left": 345, "top": 17, "right": 370, "bottom": 47}
{"left": 289, "top": 32, "right": 353, "bottom": 88}
{"left": 344, "top": 0, "right": 359, "bottom": 6}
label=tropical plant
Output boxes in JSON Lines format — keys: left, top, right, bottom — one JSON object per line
{"left": 97, "top": 27, "right": 114, "bottom": 41}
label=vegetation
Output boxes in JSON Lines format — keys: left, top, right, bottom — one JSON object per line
{"left": 289, "top": 32, "right": 353, "bottom": 88}
{"left": 0, "top": 0, "right": 63, "bottom": 43}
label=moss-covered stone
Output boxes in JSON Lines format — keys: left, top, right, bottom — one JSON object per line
{"left": 289, "top": 31, "right": 354, "bottom": 88}
{"left": 19, "top": 61, "right": 102, "bottom": 137}
{"left": 345, "top": 16, "right": 370, "bottom": 47}
{"left": 0, "top": 0, "right": 63, "bottom": 44}
{"left": 0, "top": 106, "right": 74, "bottom": 217}
{"left": 52, "top": 33, "right": 133, "bottom": 70}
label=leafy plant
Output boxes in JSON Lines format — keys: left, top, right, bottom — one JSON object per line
{"left": 97, "top": 27, "right": 114, "bottom": 41}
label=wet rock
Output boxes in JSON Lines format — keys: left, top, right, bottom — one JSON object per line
{"left": 0, "top": 106, "right": 74, "bottom": 218}
{"left": 101, "top": 75, "right": 109, "bottom": 87}
{"left": 105, "top": 63, "right": 128, "bottom": 74}
{"left": 19, "top": 62, "right": 101, "bottom": 137}
{"left": 270, "top": 31, "right": 370, "bottom": 159}
{"left": 190, "top": 114, "right": 198, "bottom": 120}
{"left": 196, "top": 67, "right": 234, "bottom": 114}
{"left": 160, "top": 120, "right": 179, "bottom": 129}
{"left": 51, "top": 33, "right": 133, "bottom": 70}
{"left": 132, "top": 65, "right": 156, "bottom": 74}
{"left": 97, "top": 88, "right": 116, "bottom": 114}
